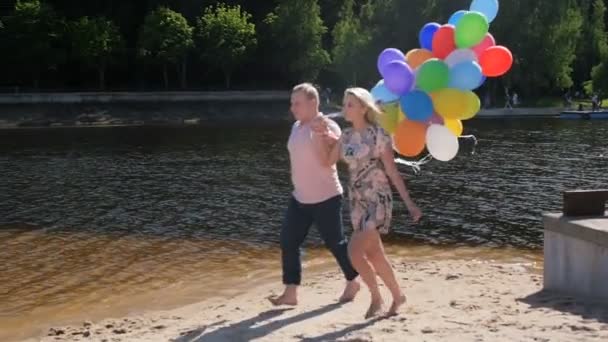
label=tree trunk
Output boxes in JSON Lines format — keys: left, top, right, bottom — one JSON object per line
{"left": 98, "top": 64, "right": 106, "bottom": 91}
{"left": 33, "top": 70, "right": 40, "bottom": 90}
{"left": 224, "top": 70, "right": 231, "bottom": 89}
{"left": 180, "top": 56, "right": 187, "bottom": 89}
{"left": 163, "top": 63, "right": 169, "bottom": 90}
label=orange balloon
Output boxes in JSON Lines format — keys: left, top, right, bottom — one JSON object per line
{"left": 394, "top": 119, "right": 427, "bottom": 157}
{"left": 406, "top": 49, "right": 434, "bottom": 69}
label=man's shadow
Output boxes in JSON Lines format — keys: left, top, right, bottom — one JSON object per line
{"left": 175, "top": 302, "right": 353, "bottom": 342}
{"left": 519, "top": 289, "right": 608, "bottom": 325}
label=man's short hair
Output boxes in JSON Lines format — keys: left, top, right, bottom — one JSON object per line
{"left": 292, "top": 83, "right": 320, "bottom": 103}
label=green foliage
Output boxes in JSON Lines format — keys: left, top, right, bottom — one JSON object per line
{"left": 589, "top": 0, "right": 608, "bottom": 93}
{"left": 70, "top": 16, "right": 122, "bottom": 89}
{"left": 1, "top": 0, "right": 608, "bottom": 95}
{"left": 138, "top": 6, "right": 193, "bottom": 89}
{"left": 2, "top": 0, "right": 66, "bottom": 87}
{"left": 264, "top": 0, "right": 330, "bottom": 83}
{"left": 139, "top": 6, "right": 193, "bottom": 65}
{"left": 331, "top": 0, "right": 372, "bottom": 86}
{"left": 195, "top": 3, "right": 257, "bottom": 89}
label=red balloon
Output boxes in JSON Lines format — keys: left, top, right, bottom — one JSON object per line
{"left": 479, "top": 46, "right": 513, "bottom": 77}
{"left": 432, "top": 25, "right": 456, "bottom": 60}
{"left": 472, "top": 33, "right": 496, "bottom": 58}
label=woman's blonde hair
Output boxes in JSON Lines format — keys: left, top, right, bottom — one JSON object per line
{"left": 344, "top": 87, "right": 383, "bottom": 125}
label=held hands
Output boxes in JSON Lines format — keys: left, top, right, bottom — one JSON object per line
{"left": 311, "top": 116, "right": 339, "bottom": 145}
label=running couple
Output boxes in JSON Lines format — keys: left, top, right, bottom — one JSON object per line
{"left": 268, "top": 83, "right": 423, "bottom": 318}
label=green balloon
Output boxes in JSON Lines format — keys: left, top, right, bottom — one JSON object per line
{"left": 416, "top": 59, "right": 449, "bottom": 92}
{"left": 455, "top": 11, "right": 489, "bottom": 48}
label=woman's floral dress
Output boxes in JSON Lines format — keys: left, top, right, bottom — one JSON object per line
{"left": 341, "top": 125, "right": 393, "bottom": 234}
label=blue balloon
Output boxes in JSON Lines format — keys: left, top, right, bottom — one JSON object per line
{"left": 400, "top": 90, "right": 434, "bottom": 122}
{"left": 448, "top": 10, "right": 467, "bottom": 26}
{"left": 470, "top": 0, "right": 499, "bottom": 23}
{"left": 448, "top": 61, "right": 483, "bottom": 91}
{"left": 477, "top": 75, "right": 487, "bottom": 88}
{"left": 419, "top": 22, "right": 440, "bottom": 51}
{"left": 371, "top": 80, "right": 400, "bottom": 104}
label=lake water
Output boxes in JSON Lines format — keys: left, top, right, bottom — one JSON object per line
{"left": 1, "top": 119, "right": 606, "bottom": 340}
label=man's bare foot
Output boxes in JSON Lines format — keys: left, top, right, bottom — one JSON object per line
{"left": 338, "top": 280, "right": 360, "bottom": 303}
{"left": 365, "top": 298, "right": 384, "bottom": 319}
{"left": 267, "top": 294, "right": 298, "bottom": 306}
{"left": 387, "top": 294, "right": 407, "bottom": 316}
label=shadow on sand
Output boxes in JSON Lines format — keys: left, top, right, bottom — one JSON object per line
{"left": 519, "top": 289, "right": 608, "bottom": 325}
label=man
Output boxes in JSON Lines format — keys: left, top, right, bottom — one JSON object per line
{"left": 269, "top": 83, "right": 360, "bottom": 306}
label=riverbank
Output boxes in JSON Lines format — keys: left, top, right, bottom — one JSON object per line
{"left": 0, "top": 91, "right": 566, "bottom": 129}
{"left": 29, "top": 258, "right": 608, "bottom": 342}
{"left": 0, "top": 106, "right": 565, "bottom": 130}
{"left": 0, "top": 91, "right": 290, "bottom": 104}
{"left": 477, "top": 107, "right": 563, "bottom": 118}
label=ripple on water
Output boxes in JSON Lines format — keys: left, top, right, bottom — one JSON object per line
{"left": 0, "top": 120, "right": 605, "bottom": 340}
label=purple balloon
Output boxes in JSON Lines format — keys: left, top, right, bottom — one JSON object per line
{"left": 382, "top": 60, "right": 414, "bottom": 95}
{"left": 377, "top": 48, "right": 405, "bottom": 76}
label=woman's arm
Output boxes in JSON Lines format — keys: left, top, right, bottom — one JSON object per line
{"left": 380, "top": 142, "right": 423, "bottom": 223}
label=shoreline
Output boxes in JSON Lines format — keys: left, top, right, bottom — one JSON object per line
{"left": 0, "top": 107, "right": 566, "bottom": 130}
{"left": 20, "top": 257, "right": 608, "bottom": 342}
{"left": 0, "top": 91, "right": 291, "bottom": 105}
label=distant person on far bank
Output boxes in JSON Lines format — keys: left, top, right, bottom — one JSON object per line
{"left": 592, "top": 93, "right": 600, "bottom": 111}
{"left": 512, "top": 92, "right": 519, "bottom": 107}
{"left": 268, "top": 83, "right": 360, "bottom": 307}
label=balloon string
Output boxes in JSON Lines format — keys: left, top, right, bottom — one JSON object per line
{"left": 459, "top": 134, "right": 478, "bottom": 155}
{"left": 394, "top": 134, "right": 478, "bottom": 173}
{"left": 394, "top": 154, "right": 433, "bottom": 174}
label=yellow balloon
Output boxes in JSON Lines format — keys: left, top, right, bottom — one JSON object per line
{"left": 463, "top": 92, "right": 481, "bottom": 120}
{"left": 398, "top": 108, "right": 406, "bottom": 123}
{"left": 431, "top": 89, "right": 480, "bottom": 120}
{"left": 444, "top": 119, "right": 463, "bottom": 136}
{"left": 379, "top": 102, "right": 400, "bottom": 134}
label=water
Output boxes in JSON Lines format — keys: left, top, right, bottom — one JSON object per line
{"left": 1, "top": 119, "right": 606, "bottom": 340}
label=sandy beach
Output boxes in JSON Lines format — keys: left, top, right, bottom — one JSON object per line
{"left": 29, "top": 258, "right": 608, "bottom": 342}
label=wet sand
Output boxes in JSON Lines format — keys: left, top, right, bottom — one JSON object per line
{"left": 30, "top": 258, "right": 608, "bottom": 342}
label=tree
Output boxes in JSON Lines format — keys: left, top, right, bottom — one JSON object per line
{"left": 2, "top": 0, "right": 66, "bottom": 89}
{"left": 70, "top": 17, "right": 123, "bottom": 90}
{"left": 588, "top": 0, "right": 608, "bottom": 93}
{"left": 331, "top": 0, "right": 371, "bottom": 86}
{"left": 138, "top": 6, "right": 193, "bottom": 90}
{"left": 195, "top": 3, "right": 257, "bottom": 89}
{"left": 264, "top": 0, "right": 330, "bottom": 83}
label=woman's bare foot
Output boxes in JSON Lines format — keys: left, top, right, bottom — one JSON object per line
{"left": 338, "top": 280, "right": 360, "bottom": 303}
{"left": 365, "top": 298, "right": 384, "bottom": 319}
{"left": 387, "top": 294, "right": 407, "bottom": 316}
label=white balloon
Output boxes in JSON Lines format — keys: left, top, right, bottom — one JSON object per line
{"left": 426, "top": 124, "right": 459, "bottom": 161}
{"left": 445, "top": 49, "right": 478, "bottom": 68}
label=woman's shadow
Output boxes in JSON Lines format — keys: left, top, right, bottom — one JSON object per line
{"left": 174, "top": 302, "right": 385, "bottom": 342}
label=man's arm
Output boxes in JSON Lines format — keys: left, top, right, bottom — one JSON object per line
{"left": 312, "top": 117, "right": 341, "bottom": 166}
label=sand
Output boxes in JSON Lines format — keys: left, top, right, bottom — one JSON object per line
{"left": 33, "top": 259, "right": 608, "bottom": 342}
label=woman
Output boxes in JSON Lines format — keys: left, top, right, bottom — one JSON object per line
{"left": 313, "top": 87, "right": 423, "bottom": 318}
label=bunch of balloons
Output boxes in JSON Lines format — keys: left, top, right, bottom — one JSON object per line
{"left": 371, "top": 0, "right": 512, "bottom": 162}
